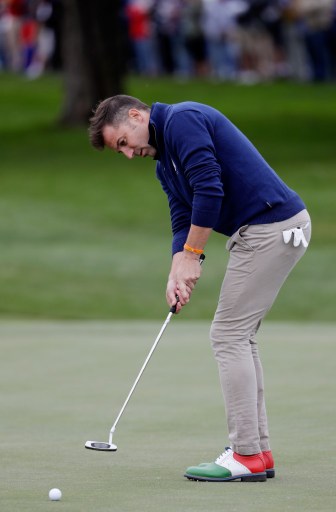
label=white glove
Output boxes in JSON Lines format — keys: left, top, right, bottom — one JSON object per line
{"left": 283, "top": 223, "right": 309, "bottom": 248}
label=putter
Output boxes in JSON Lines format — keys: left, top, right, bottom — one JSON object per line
{"left": 85, "top": 253, "right": 205, "bottom": 452}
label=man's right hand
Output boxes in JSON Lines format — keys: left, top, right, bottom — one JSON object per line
{"left": 166, "top": 278, "right": 183, "bottom": 314}
{"left": 166, "top": 251, "right": 201, "bottom": 313}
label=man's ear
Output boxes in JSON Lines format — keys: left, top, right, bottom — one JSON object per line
{"left": 128, "top": 108, "right": 142, "bottom": 122}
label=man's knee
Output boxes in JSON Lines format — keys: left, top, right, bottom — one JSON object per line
{"left": 210, "top": 320, "right": 247, "bottom": 354}
{"left": 210, "top": 316, "right": 263, "bottom": 358}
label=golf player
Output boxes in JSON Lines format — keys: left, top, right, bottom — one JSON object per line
{"left": 89, "top": 95, "right": 311, "bottom": 482}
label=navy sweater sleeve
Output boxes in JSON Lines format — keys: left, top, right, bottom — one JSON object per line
{"left": 158, "top": 167, "right": 191, "bottom": 253}
{"left": 166, "top": 111, "right": 224, "bottom": 228}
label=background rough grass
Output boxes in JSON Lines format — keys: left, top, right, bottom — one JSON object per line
{"left": 0, "top": 75, "right": 335, "bottom": 320}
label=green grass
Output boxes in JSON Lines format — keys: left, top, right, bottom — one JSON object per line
{"left": 1, "top": 320, "right": 336, "bottom": 511}
{"left": 0, "top": 74, "right": 335, "bottom": 319}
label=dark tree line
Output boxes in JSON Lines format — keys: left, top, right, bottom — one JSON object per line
{"left": 61, "top": 0, "right": 127, "bottom": 126}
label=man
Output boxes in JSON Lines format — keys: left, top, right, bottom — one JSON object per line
{"left": 89, "top": 95, "right": 311, "bottom": 482}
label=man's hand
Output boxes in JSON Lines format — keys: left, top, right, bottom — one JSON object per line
{"left": 166, "top": 252, "right": 202, "bottom": 313}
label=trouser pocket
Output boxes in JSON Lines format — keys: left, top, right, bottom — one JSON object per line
{"left": 226, "top": 225, "right": 255, "bottom": 252}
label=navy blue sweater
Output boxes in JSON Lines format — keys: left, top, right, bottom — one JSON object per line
{"left": 149, "top": 101, "right": 305, "bottom": 255}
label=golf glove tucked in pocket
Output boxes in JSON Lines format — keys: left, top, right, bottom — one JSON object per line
{"left": 282, "top": 223, "right": 309, "bottom": 248}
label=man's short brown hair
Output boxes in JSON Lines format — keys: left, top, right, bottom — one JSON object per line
{"left": 89, "top": 95, "right": 150, "bottom": 150}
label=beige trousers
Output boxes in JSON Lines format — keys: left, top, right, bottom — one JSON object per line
{"left": 210, "top": 209, "right": 311, "bottom": 455}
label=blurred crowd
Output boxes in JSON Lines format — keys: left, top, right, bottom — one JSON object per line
{"left": 1, "top": 0, "right": 336, "bottom": 82}
{"left": 124, "top": 0, "right": 336, "bottom": 82}
{"left": 0, "top": 0, "right": 61, "bottom": 78}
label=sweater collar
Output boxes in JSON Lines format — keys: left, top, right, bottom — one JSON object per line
{"left": 148, "top": 102, "right": 171, "bottom": 161}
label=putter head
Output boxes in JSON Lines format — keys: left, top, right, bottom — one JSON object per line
{"left": 85, "top": 441, "right": 117, "bottom": 451}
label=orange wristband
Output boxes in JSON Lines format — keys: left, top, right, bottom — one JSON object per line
{"left": 183, "top": 243, "right": 204, "bottom": 255}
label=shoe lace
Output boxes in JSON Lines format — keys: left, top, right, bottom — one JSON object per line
{"left": 215, "top": 447, "right": 232, "bottom": 465}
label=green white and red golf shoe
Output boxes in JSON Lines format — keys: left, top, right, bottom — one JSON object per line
{"left": 184, "top": 447, "right": 274, "bottom": 482}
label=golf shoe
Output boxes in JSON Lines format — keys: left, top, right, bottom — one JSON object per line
{"left": 184, "top": 447, "right": 267, "bottom": 482}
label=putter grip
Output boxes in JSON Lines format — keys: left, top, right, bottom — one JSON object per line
{"left": 169, "top": 253, "right": 205, "bottom": 313}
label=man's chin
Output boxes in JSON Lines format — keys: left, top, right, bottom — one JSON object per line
{"left": 144, "top": 146, "right": 157, "bottom": 158}
{"left": 141, "top": 150, "right": 156, "bottom": 159}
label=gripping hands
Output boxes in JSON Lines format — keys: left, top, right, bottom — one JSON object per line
{"left": 167, "top": 254, "right": 205, "bottom": 314}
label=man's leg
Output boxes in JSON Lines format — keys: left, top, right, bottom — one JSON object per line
{"left": 184, "top": 210, "right": 310, "bottom": 481}
{"left": 250, "top": 331, "right": 270, "bottom": 453}
{"left": 210, "top": 244, "right": 263, "bottom": 455}
{"left": 210, "top": 210, "right": 311, "bottom": 455}
{"left": 249, "top": 331, "right": 275, "bottom": 477}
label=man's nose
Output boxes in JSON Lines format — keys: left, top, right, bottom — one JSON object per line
{"left": 122, "top": 147, "right": 134, "bottom": 159}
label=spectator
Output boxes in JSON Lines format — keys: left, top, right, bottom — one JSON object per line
{"left": 259, "top": 1, "right": 290, "bottom": 78}
{"left": 327, "top": 1, "right": 336, "bottom": 78}
{"left": 125, "top": 0, "right": 157, "bottom": 76}
{"left": 26, "top": 0, "right": 57, "bottom": 78}
{"left": 0, "top": 1, "right": 8, "bottom": 68}
{"left": 202, "top": 0, "right": 246, "bottom": 80}
{"left": 21, "top": 11, "right": 37, "bottom": 71}
{"left": 281, "top": 0, "right": 310, "bottom": 81}
{"left": 1, "top": 0, "right": 26, "bottom": 71}
{"left": 297, "top": 0, "right": 335, "bottom": 81}
{"left": 236, "top": 0, "right": 280, "bottom": 82}
{"left": 152, "top": 0, "right": 191, "bottom": 76}
{"left": 182, "top": 0, "right": 208, "bottom": 76}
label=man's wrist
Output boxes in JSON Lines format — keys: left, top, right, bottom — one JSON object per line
{"left": 183, "top": 243, "right": 204, "bottom": 255}
{"left": 183, "top": 249, "right": 201, "bottom": 261}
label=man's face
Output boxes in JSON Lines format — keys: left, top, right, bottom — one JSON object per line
{"left": 102, "top": 109, "right": 157, "bottom": 159}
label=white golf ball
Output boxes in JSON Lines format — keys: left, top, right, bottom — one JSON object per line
{"left": 49, "top": 488, "right": 62, "bottom": 501}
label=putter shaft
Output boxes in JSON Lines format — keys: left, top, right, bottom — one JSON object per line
{"left": 109, "top": 310, "right": 174, "bottom": 443}
{"left": 88, "top": 253, "right": 205, "bottom": 450}
{"left": 109, "top": 254, "right": 205, "bottom": 442}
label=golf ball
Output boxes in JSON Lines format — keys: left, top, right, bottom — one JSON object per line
{"left": 49, "top": 488, "right": 62, "bottom": 501}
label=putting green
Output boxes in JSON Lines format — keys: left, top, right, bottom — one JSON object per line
{"left": 1, "top": 321, "right": 335, "bottom": 511}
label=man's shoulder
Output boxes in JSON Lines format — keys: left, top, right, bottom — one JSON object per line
{"left": 170, "top": 101, "right": 214, "bottom": 116}
{"left": 166, "top": 102, "right": 221, "bottom": 132}
{"left": 152, "top": 101, "right": 220, "bottom": 125}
